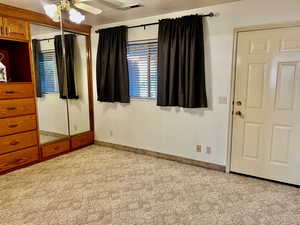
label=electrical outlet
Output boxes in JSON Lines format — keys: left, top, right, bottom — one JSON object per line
{"left": 196, "top": 145, "right": 202, "bottom": 152}
{"left": 206, "top": 146, "right": 212, "bottom": 154}
{"left": 110, "top": 130, "right": 113, "bottom": 137}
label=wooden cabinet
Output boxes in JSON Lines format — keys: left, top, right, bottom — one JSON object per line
{"left": 41, "top": 140, "right": 70, "bottom": 159}
{"left": 0, "top": 147, "right": 39, "bottom": 173}
{"left": 0, "top": 115, "right": 36, "bottom": 136}
{"left": 0, "top": 7, "right": 94, "bottom": 175}
{"left": 3, "top": 18, "right": 28, "bottom": 40}
{"left": 0, "top": 14, "right": 35, "bottom": 174}
{"left": 71, "top": 132, "right": 94, "bottom": 150}
{"left": 0, "top": 98, "right": 36, "bottom": 118}
{"left": 0, "top": 88, "right": 39, "bottom": 173}
{"left": 0, "top": 17, "right": 28, "bottom": 41}
{"left": 0, "top": 83, "right": 34, "bottom": 99}
{"left": 0, "top": 131, "right": 38, "bottom": 155}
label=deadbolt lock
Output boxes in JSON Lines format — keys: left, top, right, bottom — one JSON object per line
{"left": 236, "top": 101, "right": 242, "bottom": 106}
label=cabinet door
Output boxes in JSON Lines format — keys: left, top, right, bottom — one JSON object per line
{"left": 3, "top": 17, "right": 28, "bottom": 41}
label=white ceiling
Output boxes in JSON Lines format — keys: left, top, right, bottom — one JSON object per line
{"left": 1, "top": 0, "right": 239, "bottom": 25}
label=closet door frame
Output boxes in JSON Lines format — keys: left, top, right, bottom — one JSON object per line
{"left": 27, "top": 20, "right": 94, "bottom": 152}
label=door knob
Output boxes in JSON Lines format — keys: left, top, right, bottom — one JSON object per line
{"left": 236, "top": 101, "right": 242, "bottom": 106}
{"left": 235, "top": 111, "right": 243, "bottom": 117}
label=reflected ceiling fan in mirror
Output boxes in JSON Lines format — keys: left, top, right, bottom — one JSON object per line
{"left": 42, "top": 0, "right": 142, "bottom": 24}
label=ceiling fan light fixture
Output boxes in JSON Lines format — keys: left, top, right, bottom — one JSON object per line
{"left": 69, "top": 8, "right": 85, "bottom": 24}
{"left": 43, "top": 4, "right": 60, "bottom": 22}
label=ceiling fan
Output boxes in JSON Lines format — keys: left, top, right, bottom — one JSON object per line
{"left": 42, "top": 0, "right": 101, "bottom": 24}
{"left": 42, "top": 0, "right": 141, "bottom": 24}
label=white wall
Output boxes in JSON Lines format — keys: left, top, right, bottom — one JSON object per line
{"left": 92, "top": 0, "right": 300, "bottom": 166}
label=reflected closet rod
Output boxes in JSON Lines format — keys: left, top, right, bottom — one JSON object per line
{"left": 95, "top": 12, "right": 215, "bottom": 33}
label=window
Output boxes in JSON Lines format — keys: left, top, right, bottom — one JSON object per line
{"left": 39, "top": 51, "right": 59, "bottom": 94}
{"left": 127, "top": 41, "right": 158, "bottom": 98}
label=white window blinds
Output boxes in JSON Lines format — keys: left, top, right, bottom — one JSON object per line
{"left": 39, "top": 51, "right": 59, "bottom": 94}
{"left": 127, "top": 41, "right": 158, "bottom": 98}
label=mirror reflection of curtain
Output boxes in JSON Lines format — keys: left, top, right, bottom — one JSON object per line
{"left": 54, "top": 34, "right": 78, "bottom": 99}
{"left": 32, "top": 39, "right": 42, "bottom": 97}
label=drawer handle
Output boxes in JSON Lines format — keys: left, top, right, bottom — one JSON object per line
{"left": 10, "top": 140, "right": 19, "bottom": 146}
{"left": 7, "top": 107, "right": 17, "bottom": 110}
{"left": 8, "top": 124, "right": 18, "bottom": 128}
{"left": 5, "top": 91, "right": 16, "bottom": 94}
{"left": 14, "top": 158, "right": 24, "bottom": 164}
{"left": 54, "top": 146, "right": 60, "bottom": 150}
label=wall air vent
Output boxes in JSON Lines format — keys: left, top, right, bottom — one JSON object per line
{"left": 128, "top": 4, "right": 142, "bottom": 9}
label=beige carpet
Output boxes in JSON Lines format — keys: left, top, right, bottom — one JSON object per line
{"left": 0, "top": 145, "right": 299, "bottom": 225}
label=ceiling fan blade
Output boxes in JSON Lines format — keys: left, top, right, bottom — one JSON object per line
{"left": 100, "top": 0, "right": 140, "bottom": 9}
{"left": 74, "top": 2, "right": 103, "bottom": 15}
{"left": 101, "top": 0, "right": 125, "bottom": 6}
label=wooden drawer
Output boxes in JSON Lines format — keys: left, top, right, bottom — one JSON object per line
{"left": 0, "top": 83, "right": 34, "bottom": 99}
{"left": 0, "top": 115, "right": 36, "bottom": 136}
{"left": 0, "top": 98, "right": 35, "bottom": 118}
{"left": 3, "top": 17, "right": 29, "bottom": 41}
{"left": 71, "top": 132, "right": 93, "bottom": 150}
{"left": 0, "top": 146, "right": 39, "bottom": 173}
{"left": 41, "top": 139, "right": 70, "bottom": 158}
{"left": 0, "top": 131, "right": 37, "bottom": 155}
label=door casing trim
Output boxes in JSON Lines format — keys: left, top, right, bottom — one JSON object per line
{"left": 226, "top": 21, "right": 300, "bottom": 173}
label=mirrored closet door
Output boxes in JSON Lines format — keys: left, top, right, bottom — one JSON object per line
{"left": 30, "top": 22, "right": 93, "bottom": 160}
{"left": 64, "top": 31, "right": 91, "bottom": 136}
{"left": 30, "top": 24, "right": 70, "bottom": 145}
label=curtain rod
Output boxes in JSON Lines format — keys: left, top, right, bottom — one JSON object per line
{"left": 95, "top": 12, "right": 215, "bottom": 33}
{"left": 34, "top": 34, "right": 78, "bottom": 42}
{"left": 35, "top": 37, "right": 54, "bottom": 42}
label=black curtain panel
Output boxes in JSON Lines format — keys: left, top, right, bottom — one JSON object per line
{"left": 32, "top": 39, "right": 42, "bottom": 97}
{"left": 96, "top": 26, "right": 130, "bottom": 103}
{"left": 157, "top": 15, "right": 208, "bottom": 108}
{"left": 54, "top": 34, "right": 78, "bottom": 99}
{"left": 54, "top": 35, "right": 67, "bottom": 99}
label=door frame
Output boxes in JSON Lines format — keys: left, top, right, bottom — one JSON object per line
{"left": 226, "top": 21, "right": 300, "bottom": 173}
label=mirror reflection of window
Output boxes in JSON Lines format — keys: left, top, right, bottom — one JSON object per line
{"left": 39, "top": 51, "right": 59, "bottom": 94}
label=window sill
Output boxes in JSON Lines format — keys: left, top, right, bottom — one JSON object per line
{"left": 41, "top": 93, "right": 59, "bottom": 95}
{"left": 130, "top": 97, "right": 156, "bottom": 101}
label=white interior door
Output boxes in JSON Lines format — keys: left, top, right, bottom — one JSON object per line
{"left": 231, "top": 26, "right": 300, "bottom": 185}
